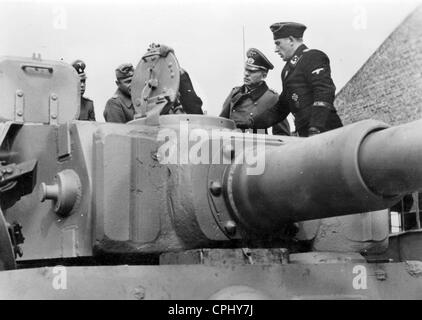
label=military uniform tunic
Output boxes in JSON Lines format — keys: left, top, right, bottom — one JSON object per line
{"left": 78, "top": 96, "right": 96, "bottom": 121}
{"left": 252, "top": 44, "right": 342, "bottom": 136}
{"left": 103, "top": 88, "right": 135, "bottom": 123}
{"left": 177, "top": 70, "right": 203, "bottom": 114}
{"left": 220, "top": 82, "right": 290, "bottom": 135}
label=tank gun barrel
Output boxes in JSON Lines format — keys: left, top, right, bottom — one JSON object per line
{"left": 358, "top": 119, "right": 422, "bottom": 196}
{"left": 224, "top": 119, "right": 422, "bottom": 232}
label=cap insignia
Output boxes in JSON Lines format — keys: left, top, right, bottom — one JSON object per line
{"left": 247, "top": 58, "right": 255, "bottom": 64}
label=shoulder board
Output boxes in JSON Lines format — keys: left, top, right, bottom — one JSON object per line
{"left": 112, "top": 94, "right": 119, "bottom": 99}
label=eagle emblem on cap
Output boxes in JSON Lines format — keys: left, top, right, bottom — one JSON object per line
{"left": 249, "top": 50, "right": 258, "bottom": 58}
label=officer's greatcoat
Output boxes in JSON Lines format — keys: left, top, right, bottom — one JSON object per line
{"left": 220, "top": 82, "right": 290, "bottom": 135}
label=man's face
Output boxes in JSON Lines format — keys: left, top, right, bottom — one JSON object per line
{"left": 274, "top": 38, "right": 294, "bottom": 61}
{"left": 244, "top": 68, "right": 266, "bottom": 87}
{"left": 116, "top": 77, "right": 132, "bottom": 96}
{"left": 80, "top": 79, "right": 86, "bottom": 96}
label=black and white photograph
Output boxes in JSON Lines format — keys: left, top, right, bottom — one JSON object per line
{"left": 0, "top": 0, "right": 421, "bottom": 302}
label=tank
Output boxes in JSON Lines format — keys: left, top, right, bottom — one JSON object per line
{"left": 0, "top": 45, "right": 421, "bottom": 300}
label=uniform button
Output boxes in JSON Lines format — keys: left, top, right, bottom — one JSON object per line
{"left": 254, "top": 102, "right": 258, "bottom": 105}
{"left": 232, "top": 110, "right": 236, "bottom": 112}
{"left": 250, "top": 113, "right": 253, "bottom": 116}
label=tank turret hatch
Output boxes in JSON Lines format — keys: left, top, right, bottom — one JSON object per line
{"left": 131, "top": 43, "right": 181, "bottom": 125}
{"left": 0, "top": 55, "right": 80, "bottom": 124}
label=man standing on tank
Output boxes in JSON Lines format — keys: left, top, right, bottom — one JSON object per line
{"left": 220, "top": 48, "right": 290, "bottom": 135}
{"left": 72, "top": 60, "right": 96, "bottom": 121}
{"left": 103, "top": 63, "right": 135, "bottom": 123}
{"left": 237, "top": 22, "right": 342, "bottom": 137}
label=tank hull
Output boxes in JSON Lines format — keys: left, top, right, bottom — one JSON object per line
{"left": 0, "top": 261, "right": 421, "bottom": 299}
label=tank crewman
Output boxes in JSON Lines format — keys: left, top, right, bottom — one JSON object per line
{"left": 237, "top": 22, "right": 342, "bottom": 137}
{"left": 103, "top": 63, "right": 135, "bottom": 123}
{"left": 72, "top": 60, "right": 96, "bottom": 121}
{"left": 220, "top": 48, "right": 290, "bottom": 135}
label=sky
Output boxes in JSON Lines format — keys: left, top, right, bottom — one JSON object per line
{"left": 0, "top": 0, "right": 420, "bottom": 122}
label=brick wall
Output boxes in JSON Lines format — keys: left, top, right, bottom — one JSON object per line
{"left": 335, "top": 6, "right": 422, "bottom": 125}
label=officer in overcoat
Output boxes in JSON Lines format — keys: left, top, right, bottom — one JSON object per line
{"left": 238, "top": 22, "right": 342, "bottom": 137}
{"left": 220, "top": 48, "right": 290, "bottom": 135}
{"left": 103, "top": 63, "right": 135, "bottom": 123}
{"left": 72, "top": 60, "right": 96, "bottom": 121}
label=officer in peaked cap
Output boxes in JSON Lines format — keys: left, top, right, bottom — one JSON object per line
{"left": 220, "top": 48, "right": 290, "bottom": 136}
{"left": 72, "top": 59, "right": 96, "bottom": 121}
{"left": 245, "top": 47, "right": 274, "bottom": 71}
{"left": 103, "top": 63, "right": 135, "bottom": 123}
{"left": 237, "top": 22, "right": 342, "bottom": 137}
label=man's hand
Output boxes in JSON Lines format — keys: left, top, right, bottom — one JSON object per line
{"left": 157, "top": 44, "right": 174, "bottom": 57}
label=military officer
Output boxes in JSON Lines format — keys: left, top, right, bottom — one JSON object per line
{"left": 72, "top": 60, "right": 96, "bottom": 121}
{"left": 220, "top": 48, "right": 290, "bottom": 135}
{"left": 103, "top": 63, "right": 135, "bottom": 123}
{"left": 238, "top": 22, "right": 342, "bottom": 137}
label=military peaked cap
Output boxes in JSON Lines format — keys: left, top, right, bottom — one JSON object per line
{"left": 72, "top": 59, "right": 87, "bottom": 79}
{"left": 270, "top": 22, "right": 307, "bottom": 39}
{"left": 245, "top": 48, "right": 274, "bottom": 71}
{"left": 115, "top": 63, "right": 134, "bottom": 80}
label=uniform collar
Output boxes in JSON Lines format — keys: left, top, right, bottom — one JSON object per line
{"left": 288, "top": 44, "right": 308, "bottom": 66}
{"left": 115, "top": 88, "right": 132, "bottom": 108}
{"left": 243, "top": 81, "right": 269, "bottom": 101}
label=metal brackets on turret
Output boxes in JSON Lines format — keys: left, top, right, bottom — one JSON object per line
{"left": 0, "top": 123, "right": 38, "bottom": 209}
{"left": 131, "top": 43, "right": 181, "bottom": 125}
